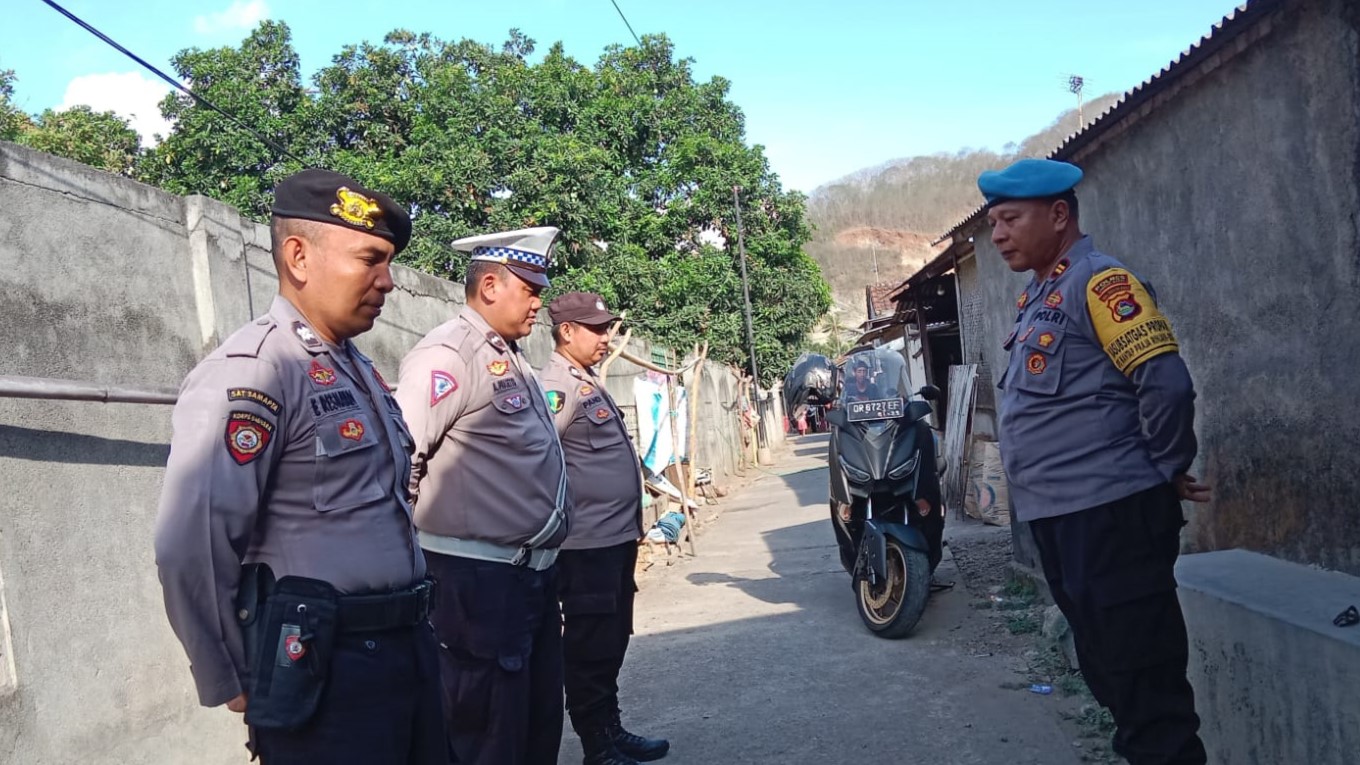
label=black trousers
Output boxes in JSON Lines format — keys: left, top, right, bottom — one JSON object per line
{"left": 426, "top": 551, "right": 564, "bottom": 765}
{"left": 251, "top": 623, "right": 447, "bottom": 765}
{"left": 558, "top": 542, "right": 639, "bottom": 734}
{"left": 1030, "top": 483, "right": 1207, "bottom": 765}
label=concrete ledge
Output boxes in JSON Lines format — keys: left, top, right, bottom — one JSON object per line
{"left": 1177, "top": 549, "right": 1360, "bottom": 765}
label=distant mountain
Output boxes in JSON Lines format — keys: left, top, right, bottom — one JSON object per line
{"left": 805, "top": 92, "right": 1122, "bottom": 332}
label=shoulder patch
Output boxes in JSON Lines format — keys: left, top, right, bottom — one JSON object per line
{"left": 546, "top": 390, "right": 565, "bottom": 414}
{"left": 225, "top": 411, "right": 275, "bottom": 465}
{"left": 1086, "top": 268, "right": 1179, "bottom": 374}
{"left": 431, "top": 370, "right": 458, "bottom": 406}
{"left": 227, "top": 387, "right": 281, "bottom": 415}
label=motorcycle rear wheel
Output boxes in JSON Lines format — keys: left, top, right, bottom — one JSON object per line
{"left": 856, "top": 537, "right": 929, "bottom": 639}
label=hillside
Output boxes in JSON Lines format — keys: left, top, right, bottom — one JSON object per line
{"left": 805, "top": 92, "right": 1122, "bottom": 333}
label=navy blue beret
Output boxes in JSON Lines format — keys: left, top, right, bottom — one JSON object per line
{"left": 272, "top": 169, "right": 412, "bottom": 254}
{"left": 977, "top": 159, "right": 1083, "bottom": 208}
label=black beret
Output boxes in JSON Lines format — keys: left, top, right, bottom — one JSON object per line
{"left": 271, "top": 169, "right": 412, "bottom": 254}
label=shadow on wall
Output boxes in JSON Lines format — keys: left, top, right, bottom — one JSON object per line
{"left": 0, "top": 424, "right": 169, "bottom": 467}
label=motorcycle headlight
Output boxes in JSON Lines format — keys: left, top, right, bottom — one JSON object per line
{"left": 838, "top": 455, "right": 872, "bottom": 484}
{"left": 887, "top": 451, "right": 920, "bottom": 480}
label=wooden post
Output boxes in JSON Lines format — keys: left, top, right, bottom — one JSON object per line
{"left": 685, "top": 342, "right": 709, "bottom": 505}
{"left": 666, "top": 367, "right": 697, "bottom": 556}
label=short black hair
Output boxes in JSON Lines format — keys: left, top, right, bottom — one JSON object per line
{"left": 269, "top": 217, "right": 328, "bottom": 269}
{"left": 1050, "top": 190, "right": 1079, "bottom": 221}
{"left": 464, "top": 260, "right": 508, "bottom": 300}
{"left": 551, "top": 323, "right": 567, "bottom": 345}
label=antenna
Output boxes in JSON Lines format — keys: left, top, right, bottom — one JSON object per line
{"left": 1067, "top": 74, "right": 1086, "bottom": 129}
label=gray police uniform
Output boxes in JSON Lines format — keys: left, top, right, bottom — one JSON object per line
{"left": 999, "top": 235, "right": 1197, "bottom": 521}
{"left": 156, "top": 295, "right": 423, "bottom": 704}
{"left": 542, "top": 352, "right": 643, "bottom": 550}
{"left": 397, "top": 305, "right": 569, "bottom": 765}
{"left": 997, "top": 233, "right": 1205, "bottom": 764}
{"left": 154, "top": 296, "right": 444, "bottom": 764}
{"left": 540, "top": 352, "right": 647, "bottom": 741}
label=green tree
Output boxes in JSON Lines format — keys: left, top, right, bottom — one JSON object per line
{"left": 0, "top": 69, "right": 33, "bottom": 141}
{"left": 148, "top": 24, "right": 830, "bottom": 384}
{"left": 140, "top": 21, "right": 312, "bottom": 218}
{"left": 19, "top": 105, "right": 141, "bottom": 175}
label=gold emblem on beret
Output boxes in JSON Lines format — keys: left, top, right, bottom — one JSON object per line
{"left": 330, "top": 187, "right": 382, "bottom": 230}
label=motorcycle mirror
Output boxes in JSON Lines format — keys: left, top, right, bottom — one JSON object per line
{"left": 917, "top": 385, "right": 942, "bottom": 401}
{"left": 825, "top": 407, "right": 848, "bottom": 429}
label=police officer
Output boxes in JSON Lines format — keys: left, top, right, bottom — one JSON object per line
{"left": 154, "top": 169, "right": 444, "bottom": 764}
{"left": 396, "top": 226, "right": 570, "bottom": 765}
{"left": 984, "top": 158, "right": 1212, "bottom": 765}
{"left": 540, "top": 293, "right": 670, "bottom": 765}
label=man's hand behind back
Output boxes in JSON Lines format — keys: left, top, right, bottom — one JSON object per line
{"left": 1174, "top": 473, "right": 1212, "bottom": 503}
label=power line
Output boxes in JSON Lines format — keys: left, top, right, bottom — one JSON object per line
{"left": 607, "top": 0, "right": 643, "bottom": 46}
{"left": 37, "top": 0, "right": 304, "bottom": 164}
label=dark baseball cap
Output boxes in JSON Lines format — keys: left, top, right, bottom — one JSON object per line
{"left": 549, "top": 292, "right": 620, "bottom": 326}
{"left": 271, "top": 169, "right": 412, "bottom": 253}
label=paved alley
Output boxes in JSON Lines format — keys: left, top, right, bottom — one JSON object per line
{"left": 559, "top": 434, "right": 1087, "bottom": 765}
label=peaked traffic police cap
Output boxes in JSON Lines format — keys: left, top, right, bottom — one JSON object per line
{"left": 271, "top": 168, "right": 412, "bottom": 253}
{"left": 454, "top": 226, "right": 561, "bottom": 288}
{"left": 977, "top": 159, "right": 1084, "bottom": 209}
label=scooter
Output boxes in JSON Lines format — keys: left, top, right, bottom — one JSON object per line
{"left": 827, "top": 347, "right": 943, "bottom": 639}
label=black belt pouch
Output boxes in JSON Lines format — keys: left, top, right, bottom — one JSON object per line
{"left": 243, "top": 575, "right": 341, "bottom": 731}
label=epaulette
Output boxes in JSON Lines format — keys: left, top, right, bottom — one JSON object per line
{"left": 221, "top": 318, "right": 277, "bottom": 359}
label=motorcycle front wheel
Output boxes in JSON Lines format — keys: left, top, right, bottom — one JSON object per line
{"left": 856, "top": 537, "right": 930, "bottom": 639}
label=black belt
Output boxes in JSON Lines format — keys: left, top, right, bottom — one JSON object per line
{"left": 337, "top": 580, "right": 434, "bottom": 633}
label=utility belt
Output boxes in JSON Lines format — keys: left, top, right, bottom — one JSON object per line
{"left": 418, "top": 505, "right": 566, "bottom": 572}
{"left": 235, "top": 564, "right": 433, "bottom": 730}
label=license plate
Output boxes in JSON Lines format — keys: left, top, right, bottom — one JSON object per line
{"left": 846, "top": 397, "right": 904, "bottom": 422}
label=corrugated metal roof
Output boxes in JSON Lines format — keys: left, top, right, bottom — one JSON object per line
{"left": 933, "top": 0, "right": 1283, "bottom": 244}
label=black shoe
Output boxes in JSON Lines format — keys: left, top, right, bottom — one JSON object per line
{"left": 581, "top": 728, "right": 640, "bottom": 765}
{"left": 608, "top": 722, "right": 670, "bottom": 762}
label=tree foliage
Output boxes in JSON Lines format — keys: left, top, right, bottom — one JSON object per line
{"left": 1, "top": 69, "right": 140, "bottom": 175}
{"left": 130, "top": 23, "right": 827, "bottom": 383}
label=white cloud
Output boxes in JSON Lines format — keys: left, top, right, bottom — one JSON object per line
{"left": 59, "top": 72, "right": 174, "bottom": 145}
{"left": 193, "top": 0, "right": 270, "bottom": 35}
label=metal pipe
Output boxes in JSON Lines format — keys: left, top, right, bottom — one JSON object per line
{"left": 0, "top": 375, "right": 178, "bottom": 405}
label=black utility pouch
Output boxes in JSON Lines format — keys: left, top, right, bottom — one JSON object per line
{"left": 235, "top": 563, "right": 276, "bottom": 691}
{"left": 244, "top": 576, "right": 340, "bottom": 731}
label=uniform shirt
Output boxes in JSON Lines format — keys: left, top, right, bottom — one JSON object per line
{"left": 998, "top": 236, "right": 1198, "bottom": 522}
{"left": 154, "top": 295, "right": 424, "bottom": 708}
{"left": 540, "top": 352, "right": 644, "bottom": 550}
{"left": 397, "top": 306, "right": 570, "bottom": 548}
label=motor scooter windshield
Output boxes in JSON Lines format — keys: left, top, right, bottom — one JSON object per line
{"left": 838, "top": 348, "right": 910, "bottom": 434}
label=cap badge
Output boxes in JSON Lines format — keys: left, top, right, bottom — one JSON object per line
{"left": 330, "top": 187, "right": 382, "bottom": 230}
{"left": 595, "top": 300, "right": 606, "bottom": 311}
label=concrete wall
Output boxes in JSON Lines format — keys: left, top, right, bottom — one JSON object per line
{"left": 959, "top": 0, "right": 1360, "bottom": 574}
{"left": 0, "top": 141, "right": 756, "bottom": 765}
{"left": 1177, "top": 550, "right": 1360, "bottom": 764}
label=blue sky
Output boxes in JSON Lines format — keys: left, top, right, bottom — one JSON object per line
{"left": 4, "top": 0, "right": 1242, "bottom": 193}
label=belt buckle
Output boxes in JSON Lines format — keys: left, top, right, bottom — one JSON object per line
{"left": 510, "top": 545, "right": 532, "bottom": 567}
